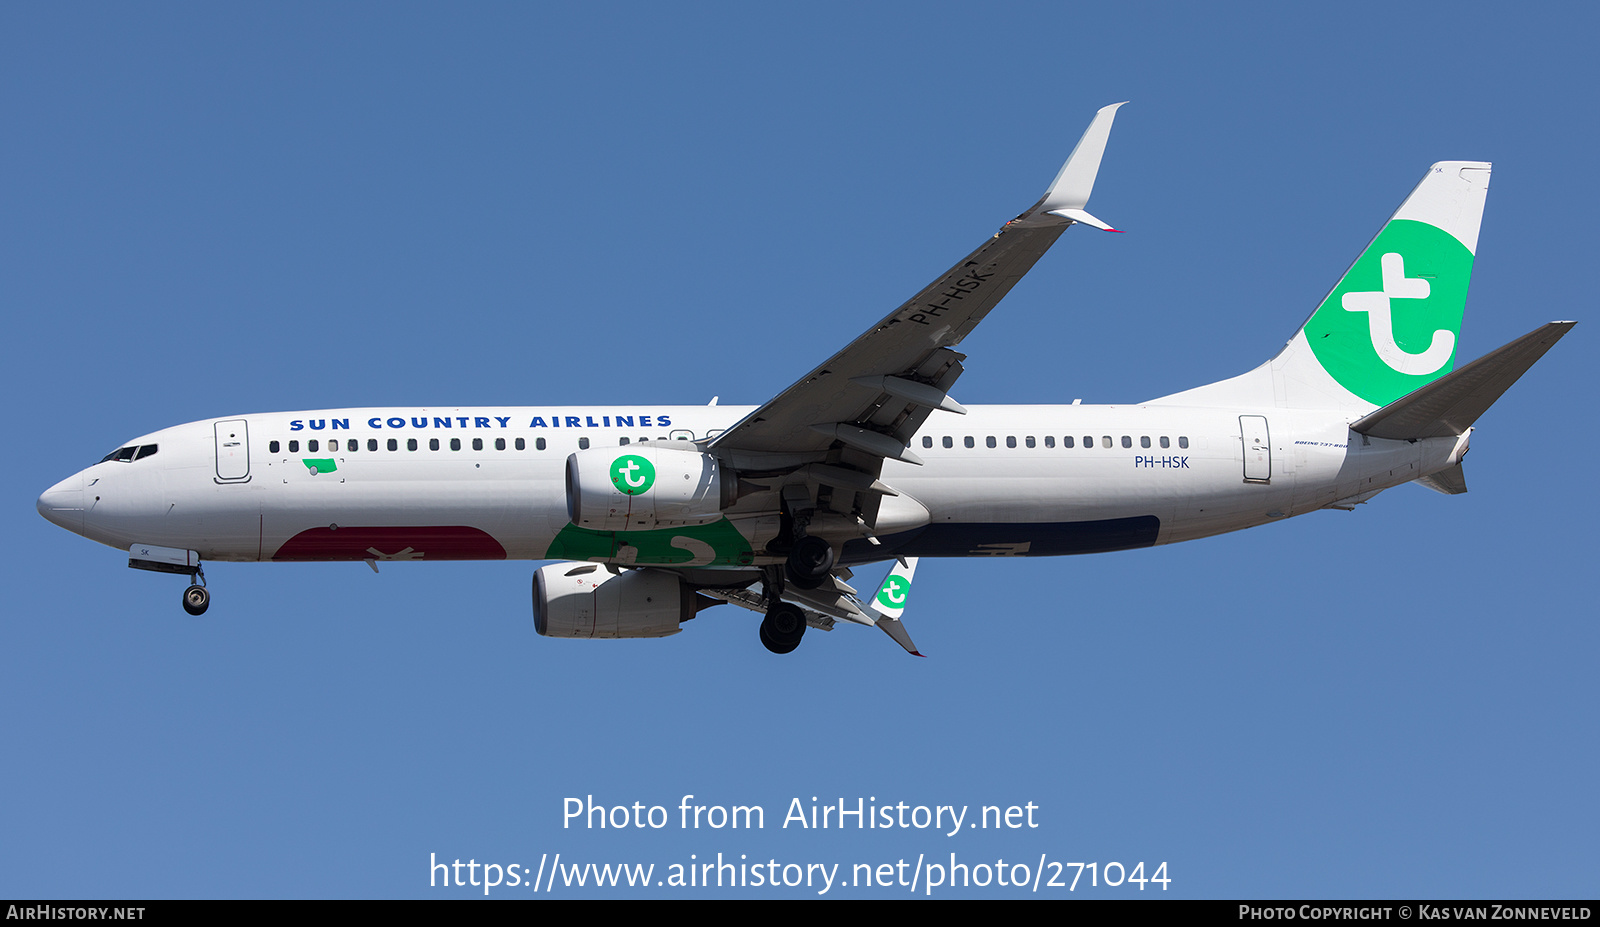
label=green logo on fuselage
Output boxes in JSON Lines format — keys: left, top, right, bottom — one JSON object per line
{"left": 1304, "top": 219, "right": 1474, "bottom": 406}
{"left": 545, "top": 520, "right": 754, "bottom": 567}
{"left": 611, "top": 455, "right": 655, "bottom": 495}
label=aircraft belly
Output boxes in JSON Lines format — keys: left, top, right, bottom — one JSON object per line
{"left": 1158, "top": 460, "right": 1298, "bottom": 545}
{"left": 850, "top": 516, "right": 1162, "bottom": 560}
{"left": 864, "top": 463, "right": 1168, "bottom": 559}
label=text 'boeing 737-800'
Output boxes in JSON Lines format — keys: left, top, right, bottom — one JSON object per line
{"left": 36, "top": 104, "right": 1574, "bottom": 656}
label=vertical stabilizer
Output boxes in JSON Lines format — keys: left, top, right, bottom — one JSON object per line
{"left": 1152, "top": 162, "right": 1491, "bottom": 413}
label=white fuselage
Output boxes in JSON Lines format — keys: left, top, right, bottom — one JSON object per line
{"left": 38, "top": 403, "right": 1458, "bottom": 569}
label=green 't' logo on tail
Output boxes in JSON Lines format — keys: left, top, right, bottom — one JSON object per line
{"left": 875, "top": 575, "right": 911, "bottom": 610}
{"left": 1304, "top": 219, "right": 1474, "bottom": 406}
{"left": 611, "top": 455, "right": 655, "bottom": 495}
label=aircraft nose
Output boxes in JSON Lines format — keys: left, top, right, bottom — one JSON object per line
{"left": 37, "top": 473, "right": 86, "bottom": 535}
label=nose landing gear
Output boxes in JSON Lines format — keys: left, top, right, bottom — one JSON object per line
{"left": 126, "top": 544, "right": 214, "bottom": 616}
{"left": 182, "top": 583, "right": 210, "bottom": 616}
{"left": 181, "top": 563, "right": 209, "bottom": 616}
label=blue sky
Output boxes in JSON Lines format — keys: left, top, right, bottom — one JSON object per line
{"left": 4, "top": 3, "right": 1595, "bottom": 899}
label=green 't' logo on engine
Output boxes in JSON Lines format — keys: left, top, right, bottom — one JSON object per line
{"left": 611, "top": 455, "right": 655, "bottom": 495}
{"left": 875, "top": 575, "right": 910, "bottom": 610}
{"left": 1304, "top": 219, "right": 1475, "bottom": 406}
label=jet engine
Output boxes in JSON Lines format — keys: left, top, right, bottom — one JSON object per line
{"left": 533, "top": 562, "right": 712, "bottom": 639}
{"left": 566, "top": 446, "right": 735, "bottom": 531}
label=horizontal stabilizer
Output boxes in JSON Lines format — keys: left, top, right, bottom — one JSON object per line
{"left": 867, "top": 558, "right": 923, "bottom": 656}
{"left": 1351, "top": 321, "right": 1575, "bottom": 439}
{"left": 876, "top": 616, "right": 923, "bottom": 657}
{"left": 1415, "top": 464, "right": 1468, "bottom": 495}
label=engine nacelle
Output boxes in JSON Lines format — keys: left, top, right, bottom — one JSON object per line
{"left": 566, "top": 446, "right": 734, "bottom": 531}
{"left": 533, "top": 563, "right": 700, "bottom": 639}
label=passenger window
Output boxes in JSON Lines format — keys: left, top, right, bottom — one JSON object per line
{"left": 407, "top": 438, "right": 418, "bottom": 451}
{"left": 1084, "top": 436, "right": 1093, "bottom": 448}
{"left": 620, "top": 437, "right": 631, "bottom": 445}
{"left": 1005, "top": 436, "right": 1016, "bottom": 448}
{"left": 1141, "top": 436, "right": 1151, "bottom": 448}
{"left": 1121, "top": 436, "right": 1132, "bottom": 448}
{"left": 429, "top": 438, "right": 440, "bottom": 451}
{"left": 348, "top": 439, "right": 358, "bottom": 452}
{"left": 942, "top": 436, "right": 953, "bottom": 448}
{"left": 1179, "top": 436, "right": 1189, "bottom": 449}
{"left": 387, "top": 439, "right": 398, "bottom": 451}
{"left": 985, "top": 436, "right": 996, "bottom": 448}
{"left": 515, "top": 438, "right": 525, "bottom": 450}
{"left": 579, "top": 437, "right": 590, "bottom": 450}
{"left": 289, "top": 440, "right": 300, "bottom": 453}
{"left": 472, "top": 438, "right": 483, "bottom": 451}
{"left": 451, "top": 438, "right": 461, "bottom": 451}
{"left": 1063, "top": 436, "right": 1074, "bottom": 448}
{"left": 1045, "top": 436, "right": 1055, "bottom": 448}
{"left": 270, "top": 440, "right": 280, "bottom": 454}
{"left": 368, "top": 439, "right": 378, "bottom": 452}
{"left": 922, "top": 436, "right": 933, "bottom": 448}
{"left": 1102, "top": 436, "right": 1112, "bottom": 448}
{"left": 536, "top": 438, "right": 547, "bottom": 451}
{"left": 309, "top": 439, "right": 319, "bottom": 452}
{"left": 495, "top": 437, "right": 506, "bottom": 451}
{"left": 964, "top": 437, "right": 975, "bottom": 448}
{"left": 1025, "top": 436, "right": 1035, "bottom": 448}
{"left": 1160, "top": 436, "right": 1170, "bottom": 449}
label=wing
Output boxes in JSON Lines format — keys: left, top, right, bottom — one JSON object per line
{"left": 707, "top": 103, "right": 1126, "bottom": 529}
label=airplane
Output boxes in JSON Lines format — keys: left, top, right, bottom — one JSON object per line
{"left": 36, "top": 104, "right": 1574, "bottom": 656}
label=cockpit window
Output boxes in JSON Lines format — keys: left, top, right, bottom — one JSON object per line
{"left": 99, "top": 444, "right": 157, "bottom": 464}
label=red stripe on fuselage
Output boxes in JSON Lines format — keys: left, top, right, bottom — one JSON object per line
{"left": 272, "top": 526, "right": 507, "bottom": 561}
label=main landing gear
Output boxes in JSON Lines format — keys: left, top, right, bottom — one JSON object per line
{"left": 760, "top": 602, "right": 806, "bottom": 655}
{"left": 784, "top": 534, "right": 834, "bottom": 590}
{"left": 761, "top": 505, "right": 833, "bottom": 653}
{"left": 756, "top": 564, "right": 807, "bottom": 655}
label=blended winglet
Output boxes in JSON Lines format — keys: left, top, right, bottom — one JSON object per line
{"left": 1026, "top": 101, "right": 1127, "bottom": 231}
